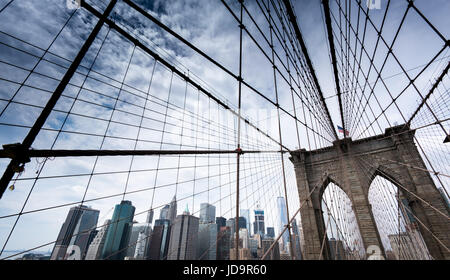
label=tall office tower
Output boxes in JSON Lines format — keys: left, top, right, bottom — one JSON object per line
{"left": 199, "top": 203, "right": 216, "bottom": 224}
{"left": 438, "top": 188, "right": 450, "bottom": 209}
{"left": 253, "top": 206, "right": 265, "bottom": 237}
{"left": 277, "top": 197, "right": 289, "bottom": 248}
{"left": 238, "top": 216, "right": 247, "bottom": 229}
{"left": 266, "top": 227, "right": 275, "bottom": 239}
{"left": 229, "top": 248, "right": 252, "bottom": 260}
{"left": 216, "top": 226, "right": 231, "bottom": 260}
{"left": 125, "top": 222, "right": 152, "bottom": 259}
{"left": 239, "top": 228, "right": 249, "bottom": 249}
{"left": 226, "top": 218, "right": 235, "bottom": 234}
{"left": 67, "top": 206, "right": 99, "bottom": 260}
{"left": 159, "top": 205, "right": 170, "bottom": 220}
{"left": 85, "top": 219, "right": 111, "bottom": 260}
{"left": 291, "top": 219, "right": 302, "bottom": 259}
{"left": 167, "top": 205, "right": 199, "bottom": 260}
{"left": 328, "top": 238, "right": 345, "bottom": 260}
{"left": 197, "top": 223, "right": 217, "bottom": 260}
{"left": 134, "top": 227, "right": 152, "bottom": 259}
{"left": 260, "top": 238, "right": 280, "bottom": 260}
{"left": 148, "top": 219, "right": 171, "bottom": 260}
{"left": 51, "top": 205, "right": 99, "bottom": 260}
{"left": 101, "top": 200, "right": 135, "bottom": 260}
{"left": 216, "top": 217, "right": 226, "bottom": 232}
{"left": 240, "top": 209, "right": 251, "bottom": 235}
{"left": 146, "top": 209, "right": 154, "bottom": 224}
{"left": 168, "top": 195, "right": 177, "bottom": 224}
{"left": 249, "top": 238, "right": 258, "bottom": 258}
{"left": 226, "top": 217, "right": 247, "bottom": 235}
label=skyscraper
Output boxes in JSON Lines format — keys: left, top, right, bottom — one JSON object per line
{"left": 240, "top": 209, "right": 251, "bottom": 235}
{"left": 277, "top": 197, "right": 289, "bottom": 248}
{"left": 167, "top": 205, "right": 199, "bottom": 260}
{"left": 226, "top": 217, "right": 246, "bottom": 235}
{"left": 260, "top": 238, "right": 280, "bottom": 260}
{"left": 199, "top": 203, "right": 216, "bottom": 224}
{"left": 168, "top": 195, "right": 177, "bottom": 224}
{"left": 85, "top": 219, "right": 111, "bottom": 260}
{"left": 291, "top": 219, "right": 302, "bottom": 260}
{"left": 125, "top": 222, "right": 152, "bottom": 259}
{"left": 216, "top": 226, "right": 231, "bottom": 260}
{"left": 216, "top": 217, "right": 226, "bottom": 232}
{"left": 146, "top": 208, "right": 154, "bottom": 224}
{"left": 51, "top": 205, "right": 99, "bottom": 260}
{"left": 148, "top": 219, "right": 171, "bottom": 260}
{"left": 197, "top": 223, "right": 217, "bottom": 260}
{"left": 160, "top": 196, "right": 177, "bottom": 223}
{"left": 253, "top": 206, "right": 265, "bottom": 237}
{"left": 101, "top": 200, "right": 135, "bottom": 260}
{"left": 266, "top": 227, "right": 275, "bottom": 239}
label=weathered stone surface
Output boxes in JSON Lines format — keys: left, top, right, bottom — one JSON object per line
{"left": 290, "top": 125, "right": 450, "bottom": 260}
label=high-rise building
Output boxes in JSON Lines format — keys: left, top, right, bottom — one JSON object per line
{"left": 291, "top": 219, "right": 302, "bottom": 260}
{"left": 146, "top": 209, "right": 154, "bottom": 224}
{"left": 253, "top": 206, "right": 265, "bottom": 237}
{"left": 216, "top": 226, "right": 231, "bottom": 260}
{"left": 226, "top": 218, "right": 235, "bottom": 234}
{"left": 159, "top": 205, "right": 170, "bottom": 220}
{"left": 389, "top": 233, "right": 416, "bottom": 260}
{"left": 328, "top": 238, "right": 345, "bottom": 260}
{"left": 438, "top": 188, "right": 450, "bottom": 209}
{"left": 239, "top": 228, "right": 249, "bottom": 249}
{"left": 240, "top": 209, "right": 251, "bottom": 236}
{"left": 197, "top": 223, "right": 217, "bottom": 260}
{"left": 51, "top": 205, "right": 99, "bottom": 260}
{"left": 148, "top": 219, "right": 171, "bottom": 260}
{"left": 277, "top": 197, "right": 289, "bottom": 247}
{"left": 85, "top": 219, "right": 111, "bottom": 260}
{"left": 125, "top": 222, "right": 151, "bottom": 259}
{"left": 101, "top": 200, "right": 135, "bottom": 260}
{"left": 134, "top": 227, "right": 152, "bottom": 259}
{"left": 229, "top": 248, "right": 252, "bottom": 260}
{"left": 249, "top": 238, "right": 258, "bottom": 258}
{"left": 266, "top": 227, "right": 275, "bottom": 239}
{"left": 216, "top": 217, "right": 226, "bottom": 232}
{"left": 167, "top": 205, "right": 199, "bottom": 260}
{"left": 159, "top": 196, "right": 177, "bottom": 223}
{"left": 199, "top": 203, "right": 216, "bottom": 224}
{"left": 168, "top": 195, "right": 177, "bottom": 224}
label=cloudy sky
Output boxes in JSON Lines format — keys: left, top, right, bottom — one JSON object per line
{"left": 0, "top": 0, "right": 448, "bottom": 258}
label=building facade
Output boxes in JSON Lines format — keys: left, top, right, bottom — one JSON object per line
{"left": 85, "top": 219, "right": 111, "bottom": 260}
{"left": 167, "top": 207, "right": 199, "bottom": 260}
{"left": 101, "top": 200, "right": 135, "bottom": 260}
{"left": 51, "top": 205, "right": 99, "bottom": 260}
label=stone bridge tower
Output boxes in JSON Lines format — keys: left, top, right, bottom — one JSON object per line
{"left": 290, "top": 125, "right": 450, "bottom": 260}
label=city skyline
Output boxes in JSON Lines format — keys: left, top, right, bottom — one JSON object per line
{"left": 0, "top": 0, "right": 447, "bottom": 261}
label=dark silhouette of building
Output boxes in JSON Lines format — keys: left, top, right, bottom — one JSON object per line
{"left": 148, "top": 219, "right": 171, "bottom": 260}
{"left": 216, "top": 217, "right": 226, "bottom": 232}
{"left": 216, "top": 226, "right": 231, "bottom": 260}
{"left": 50, "top": 205, "right": 99, "bottom": 260}
{"left": 266, "top": 227, "right": 275, "bottom": 238}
